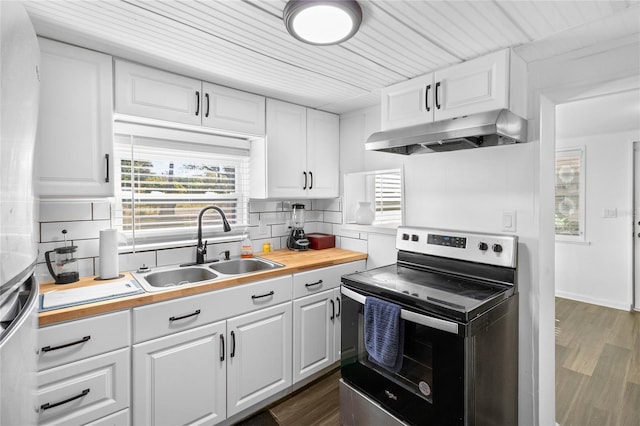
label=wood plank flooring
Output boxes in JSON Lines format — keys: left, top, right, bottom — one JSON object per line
{"left": 556, "top": 297, "right": 640, "bottom": 426}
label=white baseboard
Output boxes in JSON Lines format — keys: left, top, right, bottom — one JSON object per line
{"left": 555, "top": 291, "right": 632, "bottom": 311}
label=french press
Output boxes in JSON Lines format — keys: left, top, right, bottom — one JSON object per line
{"left": 44, "top": 230, "right": 79, "bottom": 284}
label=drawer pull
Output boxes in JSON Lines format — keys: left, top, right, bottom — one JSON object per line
{"left": 305, "top": 280, "right": 323, "bottom": 288}
{"left": 41, "top": 336, "right": 90, "bottom": 353}
{"left": 169, "top": 309, "right": 201, "bottom": 322}
{"left": 251, "top": 291, "right": 274, "bottom": 300}
{"left": 40, "top": 388, "right": 90, "bottom": 412}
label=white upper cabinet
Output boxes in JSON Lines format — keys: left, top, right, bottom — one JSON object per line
{"left": 115, "top": 61, "right": 202, "bottom": 126}
{"left": 202, "top": 82, "right": 266, "bottom": 135}
{"left": 252, "top": 99, "right": 339, "bottom": 199}
{"left": 115, "top": 60, "right": 265, "bottom": 135}
{"left": 36, "top": 38, "right": 114, "bottom": 197}
{"left": 381, "top": 73, "right": 434, "bottom": 130}
{"left": 380, "top": 49, "right": 527, "bottom": 131}
{"left": 306, "top": 109, "right": 340, "bottom": 198}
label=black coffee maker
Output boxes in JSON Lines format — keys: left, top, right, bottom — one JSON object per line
{"left": 286, "top": 203, "right": 309, "bottom": 251}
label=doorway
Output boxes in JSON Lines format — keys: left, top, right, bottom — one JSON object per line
{"left": 552, "top": 89, "right": 640, "bottom": 424}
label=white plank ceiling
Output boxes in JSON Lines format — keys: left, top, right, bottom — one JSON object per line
{"left": 23, "top": 0, "right": 640, "bottom": 114}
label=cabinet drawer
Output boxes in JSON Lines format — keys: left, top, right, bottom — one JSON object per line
{"left": 133, "top": 275, "right": 292, "bottom": 343}
{"left": 85, "top": 409, "right": 129, "bottom": 426}
{"left": 38, "top": 311, "right": 130, "bottom": 371}
{"left": 37, "top": 348, "right": 129, "bottom": 426}
{"left": 227, "top": 275, "right": 292, "bottom": 316}
{"left": 293, "top": 261, "right": 365, "bottom": 299}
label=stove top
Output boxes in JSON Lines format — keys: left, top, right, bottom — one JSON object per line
{"left": 341, "top": 226, "right": 518, "bottom": 323}
{"left": 343, "top": 264, "right": 514, "bottom": 322}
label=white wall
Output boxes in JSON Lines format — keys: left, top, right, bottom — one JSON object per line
{"left": 555, "top": 125, "right": 638, "bottom": 310}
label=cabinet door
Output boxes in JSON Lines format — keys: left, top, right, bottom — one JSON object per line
{"left": 132, "top": 321, "right": 226, "bottom": 426}
{"left": 434, "top": 49, "right": 509, "bottom": 121}
{"left": 115, "top": 60, "right": 202, "bottom": 126}
{"left": 202, "top": 83, "right": 265, "bottom": 135}
{"left": 226, "top": 302, "right": 292, "bottom": 417}
{"left": 306, "top": 109, "right": 339, "bottom": 198}
{"left": 380, "top": 73, "right": 434, "bottom": 130}
{"left": 265, "top": 99, "right": 307, "bottom": 199}
{"left": 36, "top": 38, "right": 113, "bottom": 197}
{"left": 292, "top": 290, "right": 334, "bottom": 384}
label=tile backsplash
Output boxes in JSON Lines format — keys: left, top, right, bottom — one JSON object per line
{"left": 36, "top": 198, "right": 370, "bottom": 283}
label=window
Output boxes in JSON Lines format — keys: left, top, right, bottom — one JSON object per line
{"left": 113, "top": 129, "right": 250, "bottom": 248}
{"left": 373, "top": 172, "right": 403, "bottom": 225}
{"left": 344, "top": 168, "right": 404, "bottom": 228}
{"left": 555, "top": 147, "right": 585, "bottom": 241}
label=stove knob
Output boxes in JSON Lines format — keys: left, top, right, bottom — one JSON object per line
{"left": 411, "top": 234, "right": 419, "bottom": 242}
{"left": 478, "top": 242, "right": 488, "bottom": 251}
{"left": 402, "top": 233, "right": 410, "bottom": 241}
{"left": 492, "top": 243, "right": 503, "bottom": 253}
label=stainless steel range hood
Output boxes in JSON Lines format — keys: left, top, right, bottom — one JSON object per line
{"left": 365, "top": 109, "right": 527, "bottom": 155}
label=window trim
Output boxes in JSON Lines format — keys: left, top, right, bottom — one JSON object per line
{"left": 113, "top": 124, "right": 251, "bottom": 250}
{"left": 555, "top": 146, "right": 586, "bottom": 242}
{"left": 343, "top": 168, "right": 404, "bottom": 232}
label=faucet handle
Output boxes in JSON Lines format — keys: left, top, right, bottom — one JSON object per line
{"left": 201, "top": 240, "right": 208, "bottom": 255}
{"left": 219, "top": 250, "right": 230, "bottom": 261}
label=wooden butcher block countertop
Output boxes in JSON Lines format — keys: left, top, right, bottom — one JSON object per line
{"left": 38, "top": 248, "right": 367, "bottom": 326}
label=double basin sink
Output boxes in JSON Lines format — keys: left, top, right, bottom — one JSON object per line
{"left": 132, "top": 257, "right": 284, "bottom": 292}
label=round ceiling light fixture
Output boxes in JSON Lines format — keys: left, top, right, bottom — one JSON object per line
{"left": 283, "top": 0, "right": 363, "bottom": 46}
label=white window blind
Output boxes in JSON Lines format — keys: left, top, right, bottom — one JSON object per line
{"left": 374, "top": 172, "right": 402, "bottom": 225}
{"left": 113, "top": 133, "right": 250, "bottom": 247}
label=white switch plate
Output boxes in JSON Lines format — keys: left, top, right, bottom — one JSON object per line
{"left": 502, "top": 210, "right": 516, "bottom": 232}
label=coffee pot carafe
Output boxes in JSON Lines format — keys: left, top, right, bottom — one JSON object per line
{"left": 44, "top": 230, "right": 79, "bottom": 284}
{"left": 287, "top": 203, "right": 309, "bottom": 251}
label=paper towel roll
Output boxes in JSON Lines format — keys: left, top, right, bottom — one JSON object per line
{"left": 99, "top": 229, "right": 119, "bottom": 279}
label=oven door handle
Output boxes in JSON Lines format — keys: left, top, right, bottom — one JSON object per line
{"left": 340, "top": 286, "right": 459, "bottom": 335}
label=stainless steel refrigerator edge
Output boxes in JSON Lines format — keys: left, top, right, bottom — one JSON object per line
{"left": 1, "top": 2, "right": 41, "bottom": 424}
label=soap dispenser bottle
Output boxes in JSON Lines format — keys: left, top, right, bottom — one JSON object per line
{"left": 240, "top": 229, "right": 253, "bottom": 258}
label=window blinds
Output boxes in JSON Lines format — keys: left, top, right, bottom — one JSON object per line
{"left": 113, "top": 131, "right": 250, "bottom": 246}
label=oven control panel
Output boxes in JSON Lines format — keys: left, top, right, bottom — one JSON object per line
{"left": 396, "top": 226, "right": 517, "bottom": 268}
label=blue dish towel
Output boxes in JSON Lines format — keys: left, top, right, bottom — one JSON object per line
{"left": 364, "top": 296, "right": 404, "bottom": 373}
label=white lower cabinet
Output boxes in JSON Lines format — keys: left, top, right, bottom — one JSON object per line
{"left": 292, "top": 289, "right": 337, "bottom": 383}
{"left": 292, "top": 261, "right": 365, "bottom": 384}
{"left": 37, "top": 311, "right": 131, "bottom": 426}
{"left": 133, "top": 321, "right": 226, "bottom": 426}
{"left": 36, "top": 348, "right": 130, "bottom": 426}
{"left": 226, "top": 302, "right": 292, "bottom": 417}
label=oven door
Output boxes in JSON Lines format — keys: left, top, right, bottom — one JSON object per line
{"left": 340, "top": 285, "right": 465, "bottom": 426}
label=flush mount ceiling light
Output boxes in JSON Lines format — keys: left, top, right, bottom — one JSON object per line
{"left": 283, "top": 0, "right": 362, "bottom": 46}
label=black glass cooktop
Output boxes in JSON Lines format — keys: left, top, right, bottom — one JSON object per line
{"left": 342, "top": 263, "right": 514, "bottom": 322}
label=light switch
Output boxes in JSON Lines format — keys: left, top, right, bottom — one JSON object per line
{"left": 502, "top": 210, "right": 516, "bottom": 232}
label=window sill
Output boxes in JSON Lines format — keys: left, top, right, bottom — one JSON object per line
{"left": 555, "top": 239, "right": 591, "bottom": 246}
{"left": 341, "top": 223, "right": 399, "bottom": 236}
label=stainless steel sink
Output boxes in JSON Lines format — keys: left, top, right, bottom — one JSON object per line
{"left": 209, "top": 258, "right": 283, "bottom": 275}
{"left": 134, "top": 267, "right": 218, "bottom": 291}
{"left": 132, "top": 257, "right": 283, "bottom": 292}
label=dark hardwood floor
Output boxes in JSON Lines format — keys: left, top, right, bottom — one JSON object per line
{"left": 238, "top": 297, "right": 640, "bottom": 426}
{"left": 556, "top": 297, "right": 640, "bottom": 426}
